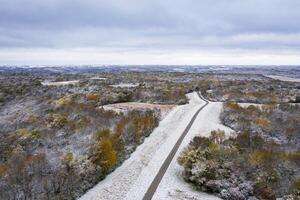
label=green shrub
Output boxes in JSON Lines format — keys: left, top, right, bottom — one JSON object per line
{"left": 178, "top": 98, "right": 188, "bottom": 105}
{"left": 26, "top": 115, "right": 39, "bottom": 123}
{"left": 15, "top": 128, "right": 30, "bottom": 137}
{"left": 95, "top": 128, "right": 111, "bottom": 140}
{"left": 29, "top": 130, "right": 41, "bottom": 138}
{"left": 55, "top": 96, "right": 72, "bottom": 107}
{"left": 190, "top": 136, "right": 212, "bottom": 149}
{"left": 50, "top": 114, "right": 68, "bottom": 128}
{"left": 75, "top": 117, "right": 89, "bottom": 129}
{"left": 62, "top": 152, "right": 74, "bottom": 171}
{"left": 209, "top": 129, "right": 225, "bottom": 144}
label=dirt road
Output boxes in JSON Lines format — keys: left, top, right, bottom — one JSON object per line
{"left": 142, "top": 92, "right": 209, "bottom": 200}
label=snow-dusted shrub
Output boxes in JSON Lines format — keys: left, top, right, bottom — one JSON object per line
{"left": 178, "top": 129, "right": 300, "bottom": 199}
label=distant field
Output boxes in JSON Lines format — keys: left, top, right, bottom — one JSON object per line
{"left": 266, "top": 75, "right": 300, "bottom": 83}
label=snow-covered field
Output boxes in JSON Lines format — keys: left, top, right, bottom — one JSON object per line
{"left": 266, "top": 75, "right": 300, "bottom": 83}
{"left": 103, "top": 102, "right": 174, "bottom": 118}
{"left": 110, "top": 83, "right": 139, "bottom": 88}
{"left": 41, "top": 80, "right": 79, "bottom": 86}
{"left": 79, "top": 92, "right": 233, "bottom": 200}
{"left": 90, "top": 77, "right": 107, "bottom": 80}
{"left": 238, "top": 102, "right": 263, "bottom": 108}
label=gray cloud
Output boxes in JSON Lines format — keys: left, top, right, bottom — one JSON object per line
{"left": 0, "top": 0, "right": 300, "bottom": 54}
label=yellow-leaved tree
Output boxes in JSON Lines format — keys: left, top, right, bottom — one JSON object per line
{"left": 92, "top": 138, "right": 117, "bottom": 173}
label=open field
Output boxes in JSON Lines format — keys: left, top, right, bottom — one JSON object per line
{"left": 103, "top": 102, "right": 175, "bottom": 118}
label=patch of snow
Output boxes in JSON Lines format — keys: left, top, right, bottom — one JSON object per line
{"left": 238, "top": 103, "right": 263, "bottom": 108}
{"left": 110, "top": 83, "right": 139, "bottom": 88}
{"left": 90, "top": 77, "right": 107, "bottom": 80}
{"left": 102, "top": 102, "right": 175, "bottom": 118}
{"left": 41, "top": 80, "right": 79, "bottom": 86}
{"left": 265, "top": 75, "right": 300, "bottom": 83}
{"left": 173, "top": 68, "right": 185, "bottom": 72}
{"left": 102, "top": 106, "right": 123, "bottom": 114}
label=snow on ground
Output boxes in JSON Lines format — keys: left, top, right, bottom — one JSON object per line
{"left": 79, "top": 92, "right": 202, "bottom": 200}
{"left": 79, "top": 92, "right": 232, "bottom": 200}
{"left": 41, "top": 80, "right": 79, "bottom": 86}
{"left": 265, "top": 75, "right": 300, "bottom": 83}
{"left": 152, "top": 101, "right": 234, "bottom": 200}
{"left": 110, "top": 83, "right": 139, "bottom": 88}
{"left": 102, "top": 102, "right": 175, "bottom": 118}
{"left": 238, "top": 102, "right": 263, "bottom": 108}
{"left": 123, "top": 93, "right": 205, "bottom": 200}
{"left": 90, "top": 77, "right": 107, "bottom": 80}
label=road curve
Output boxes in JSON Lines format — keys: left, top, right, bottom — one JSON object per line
{"left": 143, "top": 92, "right": 209, "bottom": 200}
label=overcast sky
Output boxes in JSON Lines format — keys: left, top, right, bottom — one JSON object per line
{"left": 0, "top": 0, "right": 300, "bottom": 65}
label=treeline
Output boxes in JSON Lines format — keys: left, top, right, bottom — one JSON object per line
{"left": 197, "top": 79, "right": 299, "bottom": 104}
{"left": 0, "top": 76, "right": 42, "bottom": 104}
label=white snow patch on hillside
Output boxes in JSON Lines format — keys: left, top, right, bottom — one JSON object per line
{"left": 42, "top": 80, "right": 79, "bottom": 86}
{"left": 103, "top": 102, "right": 174, "bottom": 118}
{"left": 238, "top": 103, "right": 263, "bottom": 108}
{"left": 110, "top": 83, "right": 139, "bottom": 88}
{"left": 266, "top": 75, "right": 300, "bottom": 83}
{"left": 90, "top": 77, "right": 107, "bottom": 80}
